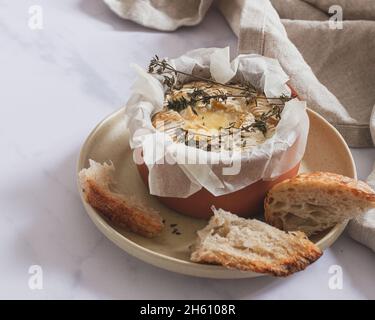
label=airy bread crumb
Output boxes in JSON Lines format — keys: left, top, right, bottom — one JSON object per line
{"left": 265, "top": 172, "right": 375, "bottom": 236}
{"left": 191, "top": 207, "right": 322, "bottom": 277}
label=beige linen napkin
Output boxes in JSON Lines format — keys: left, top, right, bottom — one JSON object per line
{"left": 103, "top": 0, "right": 375, "bottom": 252}
{"left": 219, "top": 0, "right": 375, "bottom": 147}
{"left": 103, "top": 0, "right": 213, "bottom": 31}
{"left": 303, "top": 0, "right": 375, "bottom": 20}
{"left": 348, "top": 169, "right": 375, "bottom": 252}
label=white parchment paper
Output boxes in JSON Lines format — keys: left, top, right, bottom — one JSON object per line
{"left": 125, "top": 47, "right": 309, "bottom": 197}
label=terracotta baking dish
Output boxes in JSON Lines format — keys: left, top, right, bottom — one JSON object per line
{"left": 137, "top": 161, "right": 300, "bottom": 219}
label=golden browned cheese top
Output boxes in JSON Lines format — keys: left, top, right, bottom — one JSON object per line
{"left": 152, "top": 81, "right": 280, "bottom": 151}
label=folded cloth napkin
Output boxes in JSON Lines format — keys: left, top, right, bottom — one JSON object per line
{"left": 103, "top": 0, "right": 213, "bottom": 31}
{"left": 347, "top": 167, "right": 375, "bottom": 252}
{"left": 103, "top": 0, "right": 375, "bottom": 252}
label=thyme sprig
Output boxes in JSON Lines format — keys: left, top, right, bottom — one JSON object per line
{"left": 148, "top": 55, "right": 292, "bottom": 137}
{"left": 167, "top": 88, "right": 229, "bottom": 113}
{"left": 148, "top": 54, "right": 290, "bottom": 100}
{"left": 242, "top": 105, "right": 282, "bottom": 135}
{"left": 166, "top": 96, "right": 189, "bottom": 113}
{"left": 148, "top": 55, "right": 255, "bottom": 93}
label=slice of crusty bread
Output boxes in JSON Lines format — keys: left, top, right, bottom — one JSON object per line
{"left": 265, "top": 172, "right": 375, "bottom": 236}
{"left": 190, "top": 207, "right": 322, "bottom": 277}
{"left": 79, "top": 160, "right": 164, "bottom": 238}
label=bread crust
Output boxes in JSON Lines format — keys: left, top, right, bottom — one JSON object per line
{"left": 79, "top": 161, "right": 164, "bottom": 238}
{"left": 190, "top": 208, "right": 322, "bottom": 277}
{"left": 267, "top": 172, "right": 375, "bottom": 203}
{"left": 264, "top": 172, "right": 375, "bottom": 234}
{"left": 192, "top": 232, "right": 322, "bottom": 277}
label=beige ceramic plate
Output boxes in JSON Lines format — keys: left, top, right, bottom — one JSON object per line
{"left": 77, "top": 108, "right": 356, "bottom": 279}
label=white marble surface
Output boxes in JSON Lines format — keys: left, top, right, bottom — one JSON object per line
{"left": 0, "top": 0, "right": 374, "bottom": 300}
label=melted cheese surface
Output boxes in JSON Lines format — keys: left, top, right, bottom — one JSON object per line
{"left": 152, "top": 81, "right": 279, "bottom": 150}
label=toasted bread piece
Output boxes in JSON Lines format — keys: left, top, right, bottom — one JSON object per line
{"left": 190, "top": 207, "right": 322, "bottom": 277}
{"left": 79, "top": 160, "right": 164, "bottom": 238}
{"left": 265, "top": 172, "right": 375, "bottom": 236}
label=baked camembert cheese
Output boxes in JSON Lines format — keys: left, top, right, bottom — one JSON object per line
{"left": 152, "top": 81, "right": 283, "bottom": 151}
